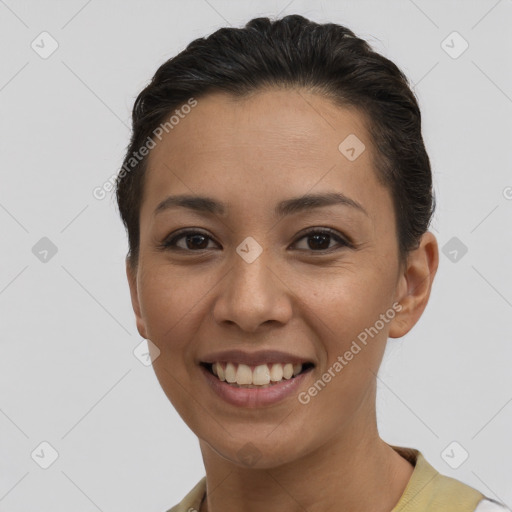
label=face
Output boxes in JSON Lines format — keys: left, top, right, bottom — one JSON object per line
{"left": 127, "top": 88, "right": 436, "bottom": 469}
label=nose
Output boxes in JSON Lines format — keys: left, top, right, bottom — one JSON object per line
{"left": 212, "top": 248, "right": 293, "bottom": 333}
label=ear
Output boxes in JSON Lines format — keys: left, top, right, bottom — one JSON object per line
{"left": 126, "top": 257, "right": 148, "bottom": 339}
{"left": 389, "top": 231, "right": 439, "bottom": 338}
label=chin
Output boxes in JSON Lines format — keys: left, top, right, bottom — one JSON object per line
{"left": 206, "top": 435, "right": 305, "bottom": 470}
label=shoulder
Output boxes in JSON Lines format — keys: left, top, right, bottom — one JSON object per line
{"left": 389, "top": 444, "right": 506, "bottom": 512}
{"left": 165, "top": 476, "right": 206, "bottom": 512}
{"left": 474, "top": 498, "right": 511, "bottom": 512}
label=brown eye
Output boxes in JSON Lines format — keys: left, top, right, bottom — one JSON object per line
{"left": 292, "top": 228, "right": 351, "bottom": 252}
{"left": 161, "top": 230, "right": 219, "bottom": 251}
{"left": 159, "top": 228, "right": 351, "bottom": 254}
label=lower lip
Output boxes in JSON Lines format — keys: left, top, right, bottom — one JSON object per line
{"left": 200, "top": 364, "right": 313, "bottom": 408}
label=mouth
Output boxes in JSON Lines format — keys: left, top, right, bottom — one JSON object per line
{"left": 200, "top": 361, "right": 315, "bottom": 388}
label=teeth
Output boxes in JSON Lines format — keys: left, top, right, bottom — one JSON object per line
{"left": 283, "top": 363, "right": 293, "bottom": 379}
{"left": 225, "top": 362, "right": 237, "bottom": 383}
{"left": 269, "top": 363, "right": 283, "bottom": 382}
{"left": 210, "top": 362, "right": 305, "bottom": 386}
{"left": 253, "top": 364, "right": 270, "bottom": 385}
{"left": 236, "top": 364, "right": 253, "bottom": 385}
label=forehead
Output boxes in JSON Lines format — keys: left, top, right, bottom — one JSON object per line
{"left": 150, "top": 88, "right": 371, "bottom": 161}
{"left": 141, "top": 88, "right": 388, "bottom": 221}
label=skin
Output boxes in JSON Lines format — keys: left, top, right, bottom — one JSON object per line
{"left": 126, "top": 88, "right": 439, "bottom": 512}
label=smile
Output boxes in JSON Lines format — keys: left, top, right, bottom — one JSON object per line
{"left": 201, "top": 361, "right": 315, "bottom": 388}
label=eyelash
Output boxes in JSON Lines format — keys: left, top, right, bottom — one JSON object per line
{"left": 158, "top": 228, "right": 353, "bottom": 254}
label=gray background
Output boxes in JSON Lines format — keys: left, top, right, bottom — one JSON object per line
{"left": 1, "top": 0, "right": 511, "bottom": 510}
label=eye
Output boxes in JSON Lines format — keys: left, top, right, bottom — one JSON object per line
{"left": 159, "top": 230, "right": 219, "bottom": 251}
{"left": 159, "top": 227, "right": 352, "bottom": 253}
{"left": 291, "top": 228, "right": 352, "bottom": 252}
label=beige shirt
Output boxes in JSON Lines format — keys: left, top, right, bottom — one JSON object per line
{"left": 166, "top": 445, "right": 508, "bottom": 512}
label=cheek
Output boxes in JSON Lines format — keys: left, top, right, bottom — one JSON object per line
{"left": 297, "top": 283, "right": 388, "bottom": 426}
{"left": 308, "top": 269, "right": 393, "bottom": 338}
{"left": 138, "top": 267, "right": 199, "bottom": 349}
{"left": 304, "top": 266, "right": 395, "bottom": 391}
{"left": 138, "top": 269, "right": 206, "bottom": 422}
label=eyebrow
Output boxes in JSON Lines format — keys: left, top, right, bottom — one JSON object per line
{"left": 153, "top": 192, "right": 368, "bottom": 218}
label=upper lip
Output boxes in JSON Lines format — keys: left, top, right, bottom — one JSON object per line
{"left": 199, "top": 349, "right": 315, "bottom": 367}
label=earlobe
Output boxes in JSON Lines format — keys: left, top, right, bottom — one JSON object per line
{"left": 125, "top": 258, "right": 148, "bottom": 339}
{"left": 388, "top": 231, "right": 439, "bottom": 339}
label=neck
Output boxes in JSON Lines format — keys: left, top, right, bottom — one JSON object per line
{"left": 198, "top": 410, "right": 414, "bottom": 512}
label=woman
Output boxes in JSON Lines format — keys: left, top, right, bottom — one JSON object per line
{"left": 115, "top": 14, "right": 509, "bottom": 512}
